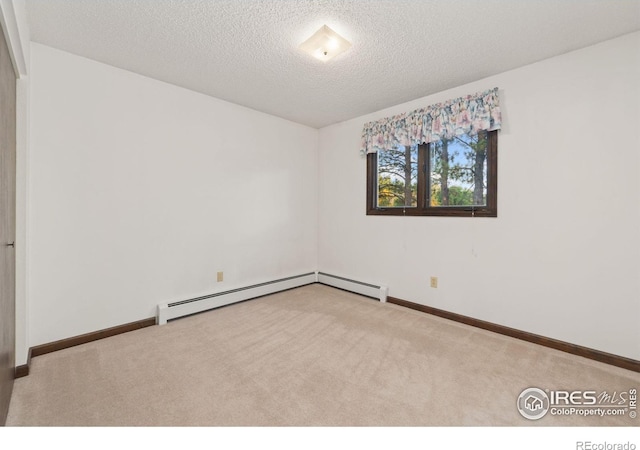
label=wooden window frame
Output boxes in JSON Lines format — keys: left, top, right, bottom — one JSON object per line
{"left": 366, "top": 130, "right": 498, "bottom": 217}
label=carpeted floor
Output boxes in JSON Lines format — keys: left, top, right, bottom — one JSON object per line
{"left": 6, "top": 284, "right": 640, "bottom": 426}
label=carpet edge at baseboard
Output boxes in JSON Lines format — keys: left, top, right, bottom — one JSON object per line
{"left": 14, "top": 317, "right": 156, "bottom": 379}
{"left": 387, "top": 296, "right": 640, "bottom": 373}
{"left": 15, "top": 288, "right": 638, "bottom": 378}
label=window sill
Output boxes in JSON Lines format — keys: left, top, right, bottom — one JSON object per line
{"left": 366, "top": 207, "right": 497, "bottom": 217}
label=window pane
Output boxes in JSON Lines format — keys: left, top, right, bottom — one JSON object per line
{"left": 429, "top": 131, "right": 487, "bottom": 207}
{"left": 377, "top": 145, "right": 418, "bottom": 207}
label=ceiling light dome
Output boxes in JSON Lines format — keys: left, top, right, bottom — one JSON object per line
{"left": 299, "top": 25, "right": 351, "bottom": 62}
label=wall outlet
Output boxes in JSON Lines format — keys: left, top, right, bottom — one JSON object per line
{"left": 430, "top": 276, "right": 438, "bottom": 288}
{"left": 217, "top": 271, "right": 224, "bottom": 282}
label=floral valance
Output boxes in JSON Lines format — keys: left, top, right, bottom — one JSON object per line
{"left": 360, "top": 87, "right": 502, "bottom": 154}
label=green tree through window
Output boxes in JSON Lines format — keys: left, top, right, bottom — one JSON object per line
{"left": 377, "top": 144, "right": 418, "bottom": 207}
{"left": 367, "top": 130, "right": 497, "bottom": 217}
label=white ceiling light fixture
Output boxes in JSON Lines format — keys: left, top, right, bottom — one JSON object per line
{"left": 299, "top": 25, "right": 351, "bottom": 62}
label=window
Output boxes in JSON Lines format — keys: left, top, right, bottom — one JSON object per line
{"left": 367, "top": 130, "right": 497, "bottom": 217}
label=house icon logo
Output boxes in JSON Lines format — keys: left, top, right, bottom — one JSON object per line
{"left": 517, "top": 388, "right": 550, "bottom": 420}
{"left": 525, "top": 395, "right": 543, "bottom": 411}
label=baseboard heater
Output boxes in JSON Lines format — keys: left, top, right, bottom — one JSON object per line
{"left": 157, "top": 271, "right": 388, "bottom": 324}
{"left": 317, "top": 272, "right": 388, "bottom": 303}
{"left": 157, "top": 272, "right": 316, "bottom": 325}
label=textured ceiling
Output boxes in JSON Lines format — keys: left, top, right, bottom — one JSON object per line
{"left": 26, "top": 0, "right": 640, "bottom": 128}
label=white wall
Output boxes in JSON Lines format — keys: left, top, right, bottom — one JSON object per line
{"left": 318, "top": 32, "right": 640, "bottom": 360}
{"left": 29, "top": 43, "right": 318, "bottom": 346}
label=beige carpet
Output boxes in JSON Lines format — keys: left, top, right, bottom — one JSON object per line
{"left": 6, "top": 284, "right": 640, "bottom": 426}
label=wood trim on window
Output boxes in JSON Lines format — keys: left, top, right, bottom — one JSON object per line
{"left": 367, "top": 130, "right": 498, "bottom": 217}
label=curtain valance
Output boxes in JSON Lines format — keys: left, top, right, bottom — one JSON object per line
{"left": 360, "top": 87, "right": 501, "bottom": 154}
